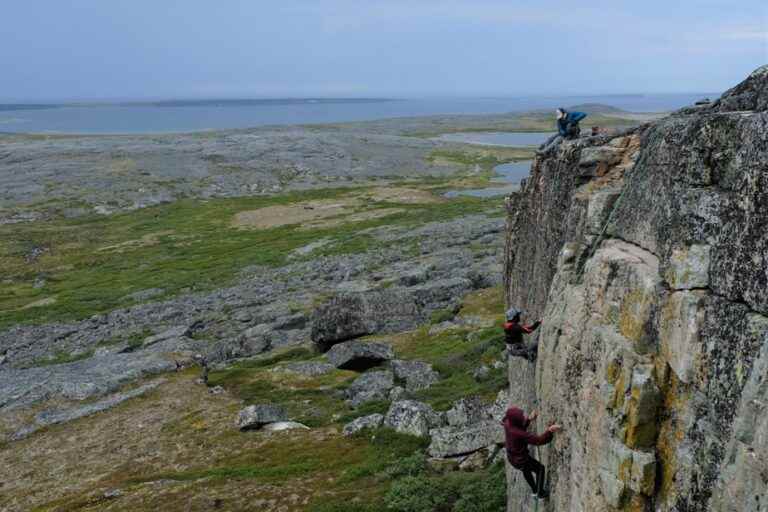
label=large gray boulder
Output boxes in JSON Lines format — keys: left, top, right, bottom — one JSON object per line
{"left": 236, "top": 404, "right": 287, "bottom": 430}
{"left": 391, "top": 359, "right": 439, "bottom": 391}
{"left": 384, "top": 400, "right": 444, "bottom": 437}
{"left": 310, "top": 291, "right": 416, "bottom": 351}
{"left": 310, "top": 280, "right": 471, "bottom": 352}
{"left": 428, "top": 420, "right": 505, "bottom": 458}
{"left": 343, "top": 413, "right": 385, "bottom": 436}
{"left": 240, "top": 324, "right": 273, "bottom": 355}
{"left": 445, "top": 396, "right": 488, "bottom": 427}
{"left": 345, "top": 370, "right": 394, "bottom": 406}
{"left": 326, "top": 341, "right": 394, "bottom": 371}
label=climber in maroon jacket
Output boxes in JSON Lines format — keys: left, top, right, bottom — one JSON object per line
{"left": 503, "top": 307, "right": 541, "bottom": 360}
{"left": 503, "top": 406, "right": 561, "bottom": 499}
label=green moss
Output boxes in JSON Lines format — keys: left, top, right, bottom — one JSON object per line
{"left": 336, "top": 400, "right": 391, "bottom": 425}
{"left": 1, "top": 186, "right": 499, "bottom": 329}
{"left": 429, "top": 307, "right": 456, "bottom": 325}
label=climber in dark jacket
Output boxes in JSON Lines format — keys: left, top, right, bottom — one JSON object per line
{"left": 538, "top": 108, "right": 588, "bottom": 155}
{"left": 503, "top": 406, "right": 561, "bottom": 499}
{"left": 504, "top": 307, "right": 541, "bottom": 360}
{"left": 556, "top": 108, "right": 587, "bottom": 138}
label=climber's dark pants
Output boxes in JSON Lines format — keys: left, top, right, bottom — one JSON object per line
{"left": 514, "top": 457, "right": 545, "bottom": 494}
{"left": 507, "top": 343, "right": 537, "bottom": 362}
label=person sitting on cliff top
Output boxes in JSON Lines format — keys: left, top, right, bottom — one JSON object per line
{"left": 503, "top": 406, "right": 562, "bottom": 500}
{"left": 504, "top": 307, "right": 541, "bottom": 361}
{"left": 537, "top": 108, "right": 588, "bottom": 156}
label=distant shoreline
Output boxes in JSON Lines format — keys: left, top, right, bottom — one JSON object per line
{"left": 0, "top": 98, "right": 399, "bottom": 111}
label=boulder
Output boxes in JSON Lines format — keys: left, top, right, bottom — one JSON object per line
{"left": 384, "top": 400, "right": 444, "bottom": 437}
{"left": 326, "top": 341, "right": 394, "bottom": 371}
{"left": 579, "top": 146, "right": 624, "bottom": 167}
{"left": 391, "top": 359, "right": 439, "bottom": 391}
{"left": 310, "top": 291, "right": 413, "bottom": 351}
{"left": 445, "top": 396, "right": 488, "bottom": 427}
{"left": 262, "top": 421, "right": 309, "bottom": 432}
{"left": 389, "top": 386, "right": 407, "bottom": 401}
{"left": 345, "top": 370, "right": 394, "bottom": 406}
{"left": 236, "top": 404, "right": 287, "bottom": 430}
{"left": 428, "top": 420, "right": 504, "bottom": 458}
{"left": 311, "top": 282, "right": 470, "bottom": 352}
{"left": 343, "top": 413, "right": 385, "bottom": 436}
{"left": 484, "top": 389, "right": 510, "bottom": 421}
{"left": 241, "top": 324, "right": 273, "bottom": 354}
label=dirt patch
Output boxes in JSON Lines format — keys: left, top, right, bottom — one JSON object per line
{"left": 303, "top": 208, "right": 407, "bottom": 229}
{"left": 231, "top": 199, "right": 360, "bottom": 229}
{"left": 355, "top": 187, "right": 439, "bottom": 204}
{"left": 231, "top": 187, "right": 437, "bottom": 230}
{"left": 0, "top": 373, "right": 351, "bottom": 512}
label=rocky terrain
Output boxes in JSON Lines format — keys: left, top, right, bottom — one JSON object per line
{"left": 0, "top": 104, "right": 635, "bottom": 511}
{"left": 0, "top": 89, "right": 690, "bottom": 511}
{"left": 503, "top": 66, "right": 768, "bottom": 511}
{"left": 0, "top": 108, "right": 636, "bottom": 224}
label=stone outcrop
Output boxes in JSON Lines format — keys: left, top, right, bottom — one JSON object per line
{"left": 390, "top": 359, "right": 440, "bottom": 391}
{"left": 310, "top": 278, "right": 471, "bottom": 351}
{"left": 343, "top": 413, "right": 385, "bottom": 436}
{"left": 325, "top": 341, "right": 394, "bottom": 371}
{"left": 428, "top": 420, "right": 504, "bottom": 458}
{"left": 235, "top": 404, "right": 287, "bottom": 430}
{"left": 503, "top": 67, "right": 768, "bottom": 511}
{"left": 345, "top": 370, "right": 395, "bottom": 406}
{"left": 383, "top": 400, "right": 444, "bottom": 437}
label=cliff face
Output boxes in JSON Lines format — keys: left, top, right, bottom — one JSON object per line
{"left": 504, "top": 66, "right": 768, "bottom": 512}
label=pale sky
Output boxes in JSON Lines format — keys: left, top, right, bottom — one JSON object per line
{"left": 2, "top": 0, "right": 766, "bottom": 101}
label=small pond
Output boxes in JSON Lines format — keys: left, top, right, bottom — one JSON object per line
{"left": 434, "top": 131, "right": 554, "bottom": 147}
{"left": 444, "top": 160, "right": 533, "bottom": 198}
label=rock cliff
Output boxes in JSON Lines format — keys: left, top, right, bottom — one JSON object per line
{"left": 504, "top": 66, "right": 768, "bottom": 511}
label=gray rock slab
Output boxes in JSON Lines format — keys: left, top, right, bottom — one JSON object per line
{"left": 10, "top": 379, "right": 165, "bottom": 441}
{"left": 343, "top": 413, "right": 385, "bottom": 436}
{"left": 427, "top": 420, "right": 504, "bottom": 458}
{"left": 391, "top": 359, "right": 439, "bottom": 392}
{"left": 326, "top": 341, "right": 394, "bottom": 371}
{"left": 236, "top": 403, "right": 288, "bottom": 430}
{"left": 384, "top": 400, "right": 444, "bottom": 437}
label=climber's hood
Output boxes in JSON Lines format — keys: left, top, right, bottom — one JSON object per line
{"left": 503, "top": 407, "right": 526, "bottom": 428}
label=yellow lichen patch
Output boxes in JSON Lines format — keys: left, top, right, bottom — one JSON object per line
{"left": 618, "top": 289, "right": 651, "bottom": 345}
{"left": 606, "top": 359, "right": 622, "bottom": 385}
{"left": 655, "top": 370, "right": 690, "bottom": 506}
{"left": 618, "top": 457, "right": 633, "bottom": 483}
{"left": 623, "top": 493, "right": 649, "bottom": 512}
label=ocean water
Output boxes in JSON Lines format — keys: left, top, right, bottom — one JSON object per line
{"left": 0, "top": 93, "right": 713, "bottom": 134}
